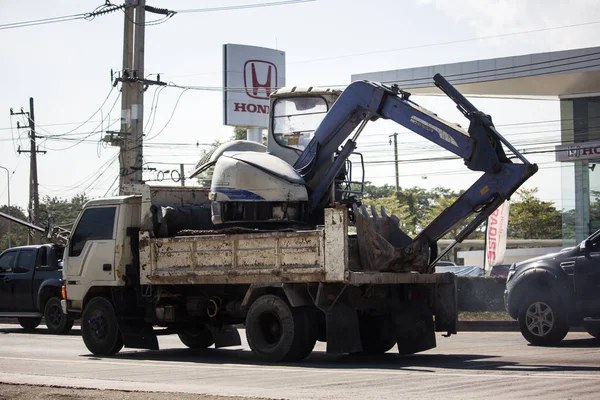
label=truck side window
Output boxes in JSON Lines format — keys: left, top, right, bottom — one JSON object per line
{"left": 14, "top": 249, "right": 36, "bottom": 274}
{"left": 0, "top": 251, "right": 16, "bottom": 273}
{"left": 69, "top": 207, "right": 117, "bottom": 257}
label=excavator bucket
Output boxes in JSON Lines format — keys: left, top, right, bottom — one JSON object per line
{"left": 353, "top": 204, "right": 429, "bottom": 273}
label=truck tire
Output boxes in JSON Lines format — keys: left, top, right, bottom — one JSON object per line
{"left": 18, "top": 317, "right": 42, "bottom": 331}
{"left": 245, "top": 295, "right": 315, "bottom": 362}
{"left": 44, "top": 297, "right": 73, "bottom": 334}
{"left": 518, "top": 294, "right": 569, "bottom": 346}
{"left": 358, "top": 314, "right": 396, "bottom": 354}
{"left": 81, "top": 297, "right": 124, "bottom": 356}
{"left": 178, "top": 325, "right": 215, "bottom": 349}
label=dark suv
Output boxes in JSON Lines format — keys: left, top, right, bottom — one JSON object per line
{"left": 505, "top": 229, "right": 600, "bottom": 345}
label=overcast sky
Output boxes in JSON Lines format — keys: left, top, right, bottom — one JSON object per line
{"left": 1, "top": 0, "right": 599, "bottom": 212}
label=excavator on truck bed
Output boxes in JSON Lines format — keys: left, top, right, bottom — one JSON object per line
{"left": 197, "top": 73, "right": 537, "bottom": 274}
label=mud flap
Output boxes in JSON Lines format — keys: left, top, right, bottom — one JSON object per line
{"left": 393, "top": 303, "right": 436, "bottom": 355}
{"left": 325, "top": 303, "right": 362, "bottom": 354}
{"left": 210, "top": 325, "right": 241, "bottom": 348}
{"left": 117, "top": 317, "right": 159, "bottom": 351}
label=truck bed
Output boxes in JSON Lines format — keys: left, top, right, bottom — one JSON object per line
{"left": 139, "top": 208, "right": 454, "bottom": 286}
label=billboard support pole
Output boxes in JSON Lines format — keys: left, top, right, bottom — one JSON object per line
{"left": 247, "top": 127, "right": 262, "bottom": 143}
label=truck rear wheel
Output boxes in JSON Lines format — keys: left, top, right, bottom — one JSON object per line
{"left": 44, "top": 297, "right": 73, "bottom": 334}
{"left": 359, "top": 314, "right": 396, "bottom": 354}
{"left": 18, "top": 317, "right": 42, "bottom": 331}
{"left": 81, "top": 297, "right": 124, "bottom": 356}
{"left": 178, "top": 325, "right": 215, "bottom": 349}
{"left": 245, "top": 295, "right": 316, "bottom": 362}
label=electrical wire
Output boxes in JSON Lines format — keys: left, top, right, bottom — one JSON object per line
{"left": 175, "top": 0, "right": 315, "bottom": 14}
{"left": 289, "top": 20, "right": 600, "bottom": 65}
{"left": 0, "top": 2, "right": 126, "bottom": 31}
{"left": 32, "top": 87, "right": 116, "bottom": 138}
{"left": 0, "top": 13, "right": 87, "bottom": 30}
{"left": 41, "top": 93, "right": 121, "bottom": 151}
{"left": 144, "top": 88, "right": 190, "bottom": 142}
{"left": 379, "top": 56, "right": 600, "bottom": 88}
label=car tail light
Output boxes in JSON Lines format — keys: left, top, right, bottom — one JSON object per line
{"left": 61, "top": 285, "right": 67, "bottom": 299}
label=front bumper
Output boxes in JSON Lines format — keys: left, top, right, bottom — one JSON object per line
{"left": 60, "top": 299, "right": 68, "bottom": 315}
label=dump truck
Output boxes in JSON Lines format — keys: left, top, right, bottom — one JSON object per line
{"left": 61, "top": 74, "right": 537, "bottom": 361}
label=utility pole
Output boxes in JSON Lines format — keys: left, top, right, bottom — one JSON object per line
{"left": 0, "top": 165, "right": 10, "bottom": 248}
{"left": 180, "top": 164, "right": 185, "bottom": 187}
{"left": 119, "top": 0, "right": 145, "bottom": 194}
{"left": 11, "top": 99, "right": 45, "bottom": 244}
{"left": 389, "top": 133, "right": 400, "bottom": 196}
{"left": 103, "top": 1, "right": 170, "bottom": 193}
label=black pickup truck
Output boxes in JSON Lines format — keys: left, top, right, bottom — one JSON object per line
{"left": 0, "top": 244, "right": 73, "bottom": 334}
{"left": 505, "top": 229, "right": 600, "bottom": 345}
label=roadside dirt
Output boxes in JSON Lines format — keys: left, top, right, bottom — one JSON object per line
{"left": 0, "top": 383, "right": 274, "bottom": 400}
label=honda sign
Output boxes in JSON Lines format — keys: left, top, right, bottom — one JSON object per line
{"left": 223, "top": 44, "right": 286, "bottom": 128}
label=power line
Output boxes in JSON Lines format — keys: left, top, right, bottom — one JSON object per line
{"left": 41, "top": 94, "right": 121, "bottom": 151}
{"left": 144, "top": 89, "right": 190, "bottom": 142}
{"left": 290, "top": 20, "right": 600, "bottom": 65}
{"left": 33, "top": 87, "right": 117, "bottom": 138}
{"left": 175, "top": 0, "right": 315, "bottom": 14}
{"left": 0, "top": 2, "right": 127, "bottom": 31}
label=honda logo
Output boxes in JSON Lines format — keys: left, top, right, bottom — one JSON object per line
{"left": 244, "top": 60, "right": 277, "bottom": 100}
{"left": 567, "top": 146, "right": 581, "bottom": 158}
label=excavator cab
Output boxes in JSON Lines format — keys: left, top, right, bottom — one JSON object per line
{"left": 267, "top": 87, "right": 341, "bottom": 167}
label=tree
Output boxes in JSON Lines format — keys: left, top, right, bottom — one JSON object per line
{"left": 0, "top": 205, "right": 30, "bottom": 251}
{"left": 233, "top": 126, "right": 247, "bottom": 140}
{"left": 361, "top": 182, "right": 396, "bottom": 199}
{"left": 590, "top": 190, "right": 600, "bottom": 233}
{"left": 508, "top": 188, "right": 562, "bottom": 239}
{"left": 39, "top": 194, "right": 89, "bottom": 232}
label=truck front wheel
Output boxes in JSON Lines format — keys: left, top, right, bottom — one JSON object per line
{"left": 81, "top": 297, "right": 124, "bottom": 355}
{"left": 44, "top": 297, "right": 73, "bottom": 334}
{"left": 245, "top": 295, "right": 316, "bottom": 362}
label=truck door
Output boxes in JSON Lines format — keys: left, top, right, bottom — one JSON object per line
{"left": 575, "top": 230, "right": 600, "bottom": 316}
{"left": 64, "top": 206, "right": 118, "bottom": 282}
{"left": 11, "top": 248, "right": 37, "bottom": 312}
{"left": 0, "top": 250, "right": 17, "bottom": 312}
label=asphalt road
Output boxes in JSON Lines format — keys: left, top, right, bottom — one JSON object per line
{"left": 0, "top": 323, "right": 598, "bottom": 399}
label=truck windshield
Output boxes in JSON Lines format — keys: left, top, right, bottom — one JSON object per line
{"left": 272, "top": 96, "right": 328, "bottom": 151}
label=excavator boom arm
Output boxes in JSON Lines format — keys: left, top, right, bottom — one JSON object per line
{"left": 294, "top": 74, "right": 537, "bottom": 268}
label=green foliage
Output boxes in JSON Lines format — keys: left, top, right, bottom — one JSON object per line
{"left": 0, "top": 205, "right": 29, "bottom": 250}
{"left": 0, "top": 195, "right": 90, "bottom": 251}
{"left": 361, "top": 182, "right": 396, "bottom": 199}
{"left": 39, "top": 194, "right": 89, "bottom": 231}
{"left": 232, "top": 126, "right": 266, "bottom": 145}
{"left": 508, "top": 188, "right": 562, "bottom": 239}
{"left": 361, "top": 184, "right": 560, "bottom": 241}
{"left": 233, "top": 126, "right": 247, "bottom": 140}
{"left": 590, "top": 190, "right": 600, "bottom": 232}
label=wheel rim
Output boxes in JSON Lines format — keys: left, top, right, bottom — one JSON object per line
{"left": 258, "top": 311, "right": 282, "bottom": 345}
{"left": 525, "top": 301, "right": 554, "bottom": 337}
{"left": 88, "top": 312, "right": 108, "bottom": 340}
{"left": 47, "top": 304, "right": 63, "bottom": 327}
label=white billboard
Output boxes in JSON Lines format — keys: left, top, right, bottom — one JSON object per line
{"left": 223, "top": 44, "right": 286, "bottom": 128}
